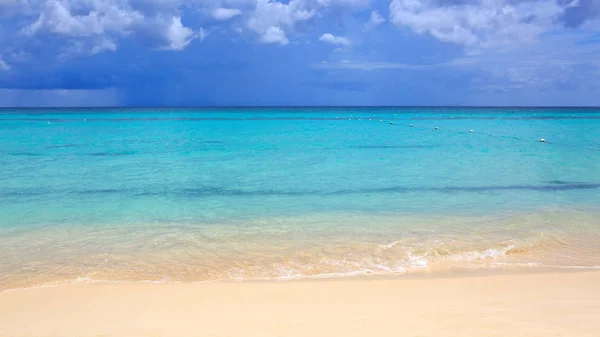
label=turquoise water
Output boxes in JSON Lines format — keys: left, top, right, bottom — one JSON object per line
{"left": 1, "top": 107, "right": 600, "bottom": 289}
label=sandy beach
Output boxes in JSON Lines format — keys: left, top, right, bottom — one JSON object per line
{"left": 1, "top": 271, "right": 599, "bottom": 337}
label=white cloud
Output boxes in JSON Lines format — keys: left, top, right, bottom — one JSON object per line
{"left": 2, "top": 0, "right": 386, "bottom": 53}
{"left": 0, "top": 58, "right": 10, "bottom": 71}
{"left": 243, "top": 0, "right": 381, "bottom": 45}
{"left": 388, "top": 0, "right": 565, "bottom": 50}
{"left": 19, "top": 0, "right": 203, "bottom": 53}
{"left": 319, "top": 33, "right": 351, "bottom": 46}
{"left": 385, "top": 0, "right": 600, "bottom": 92}
{"left": 24, "top": 0, "right": 141, "bottom": 37}
{"left": 455, "top": 33, "right": 600, "bottom": 89}
{"left": 162, "top": 16, "right": 204, "bottom": 50}
{"left": 212, "top": 7, "right": 242, "bottom": 21}
{"left": 2, "top": 0, "right": 596, "bottom": 100}
{"left": 316, "top": 0, "right": 371, "bottom": 9}
{"left": 259, "top": 26, "right": 288, "bottom": 45}
{"left": 314, "top": 60, "right": 430, "bottom": 70}
{"left": 364, "top": 10, "right": 385, "bottom": 30}
{"left": 90, "top": 37, "right": 117, "bottom": 54}
{"left": 247, "top": 0, "right": 314, "bottom": 45}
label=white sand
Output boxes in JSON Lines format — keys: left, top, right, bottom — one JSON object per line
{"left": 1, "top": 271, "right": 599, "bottom": 337}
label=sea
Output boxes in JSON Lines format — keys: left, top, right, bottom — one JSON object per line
{"left": 1, "top": 107, "right": 600, "bottom": 290}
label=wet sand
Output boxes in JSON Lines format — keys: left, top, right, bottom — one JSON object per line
{"left": 1, "top": 271, "right": 599, "bottom": 337}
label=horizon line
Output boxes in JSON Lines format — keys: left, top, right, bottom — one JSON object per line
{"left": 1, "top": 105, "right": 600, "bottom": 109}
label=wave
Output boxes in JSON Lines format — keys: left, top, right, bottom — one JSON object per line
{"left": 3, "top": 182, "right": 600, "bottom": 199}
{"left": 3, "top": 233, "right": 598, "bottom": 292}
{"left": 3, "top": 210, "right": 600, "bottom": 292}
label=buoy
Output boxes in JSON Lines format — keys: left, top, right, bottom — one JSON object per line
{"left": 434, "top": 127, "right": 439, "bottom": 130}
{"left": 409, "top": 124, "right": 413, "bottom": 127}
{"left": 540, "top": 138, "right": 546, "bottom": 143}
{"left": 469, "top": 130, "right": 473, "bottom": 133}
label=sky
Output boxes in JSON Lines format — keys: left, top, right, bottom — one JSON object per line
{"left": 0, "top": 0, "right": 599, "bottom": 107}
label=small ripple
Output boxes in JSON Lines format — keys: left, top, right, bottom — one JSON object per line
{"left": 87, "top": 151, "right": 137, "bottom": 156}
{"left": 45, "top": 144, "right": 79, "bottom": 149}
{"left": 2, "top": 183, "right": 600, "bottom": 199}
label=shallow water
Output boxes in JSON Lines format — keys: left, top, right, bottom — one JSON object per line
{"left": 1, "top": 107, "right": 600, "bottom": 290}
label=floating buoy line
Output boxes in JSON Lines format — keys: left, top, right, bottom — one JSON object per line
{"left": 342, "top": 116, "right": 600, "bottom": 153}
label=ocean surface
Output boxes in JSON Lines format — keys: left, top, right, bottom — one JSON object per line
{"left": 1, "top": 107, "right": 600, "bottom": 290}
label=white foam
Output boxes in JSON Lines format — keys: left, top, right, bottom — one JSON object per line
{"left": 2, "top": 277, "right": 173, "bottom": 293}
{"left": 446, "top": 245, "right": 515, "bottom": 262}
{"left": 407, "top": 252, "right": 429, "bottom": 269}
{"left": 532, "top": 264, "right": 600, "bottom": 270}
{"left": 378, "top": 240, "right": 403, "bottom": 250}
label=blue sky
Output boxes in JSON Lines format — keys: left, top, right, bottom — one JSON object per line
{"left": 0, "top": 0, "right": 599, "bottom": 106}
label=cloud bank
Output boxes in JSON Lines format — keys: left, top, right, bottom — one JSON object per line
{"left": 0, "top": 0, "right": 599, "bottom": 106}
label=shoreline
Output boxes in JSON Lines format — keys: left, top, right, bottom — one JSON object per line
{"left": 1, "top": 270, "right": 599, "bottom": 337}
{"left": 3, "top": 263, "right": 600, "bottom": 294}
{"left": 3, "top": 209, "right": 600, "bottom": 293}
